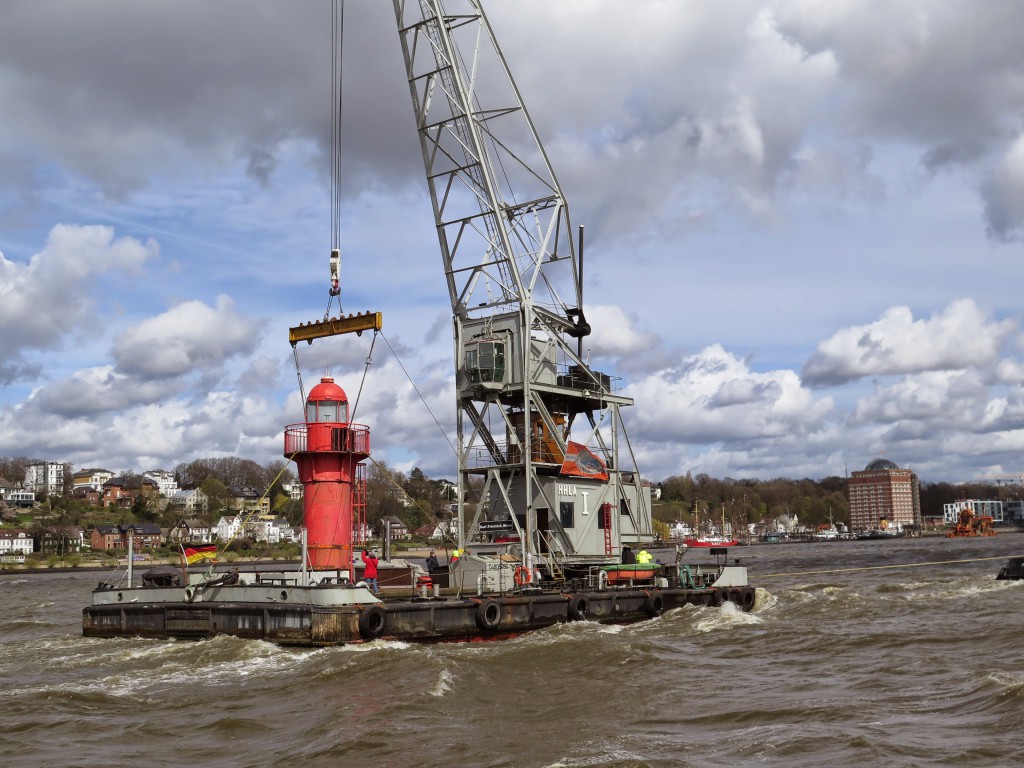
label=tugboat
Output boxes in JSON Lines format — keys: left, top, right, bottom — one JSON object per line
{"left": 82, "top": 0, "right": 757, "bottom": 646}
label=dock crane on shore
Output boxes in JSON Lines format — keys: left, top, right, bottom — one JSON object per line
{"left": 392, "top": 0, "right": 654, "bottom": 579}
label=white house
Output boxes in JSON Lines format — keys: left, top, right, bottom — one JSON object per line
{"left": 281, "top": 481, "right": 304, "bottom": 500}
{"left": 215, "top": 514, "right": 296, "bottom": 544}
{"left": 25, "top": 462, "right": 65, "bottom": 495}
{"left": 429, "top": 518, "right": 459, "bottom": 541}
{"left": 0, "top": 480, "right": 35, "bottom": 508}
{"left": 144, "top": 469, "right": 180, "bottom": 496}
{"left": 215, "top": 515, "right": 243, "bottom": 542}
{"left": 0, "top": 529, "right": 34, "bottom": 556}
{"left": 273, "top": 518, "right": 299, "bottom": 543}
{"left": 168, "top": 518, "right": 213, "bottom": 544}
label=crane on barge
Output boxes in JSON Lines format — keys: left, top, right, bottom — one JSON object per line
{"left": 83, "top": 1, "right": 755, "bottom": 648}
{"left": 392, "top": 0, "right": 655, "bottom": 585}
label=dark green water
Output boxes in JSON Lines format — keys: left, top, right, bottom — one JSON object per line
{"left": 2, "top": 535, "right": 1023, "bottom": 767}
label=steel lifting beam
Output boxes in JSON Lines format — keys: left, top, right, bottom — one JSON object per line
{"left": 289, "top": 312, "right": 383, "bottom": 345}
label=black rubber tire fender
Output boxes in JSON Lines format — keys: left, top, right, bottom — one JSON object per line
{"left": 645, "top": 591, "right": 665, "bottom": 617}
{"left": 710, "top": 590, "right": 723, "bottom": 608}
{"left": 740, "top": 587, "right": 756, "bottom": 611}
{"left": 358, "top": 604, "right": 387, "bottom": 640}
{"left": 476, "top": 599, "right": 501, "bottom": 631}
{"left": 568, "top": 594, "right": 590, "bottom": 621}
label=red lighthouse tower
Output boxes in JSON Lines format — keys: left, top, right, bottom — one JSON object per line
{"left": 284, "top": 377, "right": 370, "bottom": 573}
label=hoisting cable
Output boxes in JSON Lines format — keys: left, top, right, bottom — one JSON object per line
{"left": 348, "top": 329, "right": 378, "bottom": 423}
{"left": 292, "top": 344, "right": 307, "bottom": 407}
{"left": 755, "top": 554, "right": 1023, "bottom": 579}
{"left": 326, "top": 0, "right": 346, "bottom": 319}
{"left": 379, "top": 331, "right": 458, "bottom": 457}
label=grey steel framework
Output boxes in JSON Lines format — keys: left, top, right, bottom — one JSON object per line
{"left": 393, "top": 0, "right": 652, "bottom": 568}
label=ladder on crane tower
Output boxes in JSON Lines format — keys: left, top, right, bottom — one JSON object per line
{"left": 603, "top": 503, "right": 614, "bottom": 557}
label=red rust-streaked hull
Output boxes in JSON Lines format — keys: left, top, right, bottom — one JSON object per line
{"left": 683, "top": 537, "right": 738, "bottom": 547}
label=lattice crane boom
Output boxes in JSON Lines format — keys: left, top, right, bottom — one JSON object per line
{"left": 392, "top": 0, "right": 653, "bottom": 565}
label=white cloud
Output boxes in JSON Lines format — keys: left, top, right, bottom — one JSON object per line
{"left": 23, "top": 366, "right": 179, "bottom": 417}
{"left": 627, "top": 344, "right": 833, "bottom": 445}
{"left": 0, "top": 224, "right": 156, "bottom": 380}
{"left": 113, "top": 295, "right": 262, "bottom": 379}
{"left": 802, "top": 299, "right": 1016, "bottom": 386}
{"left": 850, "top": 370, "right": 988, "bottom": 427}
{"left": 587, "top": 304, "right": 660, "bottom": 358}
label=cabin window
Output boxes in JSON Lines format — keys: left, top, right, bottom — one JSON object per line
{"left": 560, "top": 501, "right": 574, "bottom": 529}
{"left": 465, "top": 339, "right": 506, "bottom": 383}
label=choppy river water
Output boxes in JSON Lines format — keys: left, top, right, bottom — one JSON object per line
{"left": 2, "top": 535, "right": 1023, "bottom": 767}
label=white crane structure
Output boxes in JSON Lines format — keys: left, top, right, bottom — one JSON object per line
{"left": 393, "top": 0, "right": 653, "bottom": 576}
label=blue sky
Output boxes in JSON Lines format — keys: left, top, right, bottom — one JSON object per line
{"left": 2, "top": 0, "right": 1024, "bottom": 484}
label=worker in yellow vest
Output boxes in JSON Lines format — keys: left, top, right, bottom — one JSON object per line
{"left": 636, "top": 548, "right": 653, "bottom": 564}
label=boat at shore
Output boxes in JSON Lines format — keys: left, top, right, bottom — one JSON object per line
{"left": 856, "top": 527, "right": 905, "bottom": 540}
{"left": 683, "top": 534, "right": 739, "bottom": 547}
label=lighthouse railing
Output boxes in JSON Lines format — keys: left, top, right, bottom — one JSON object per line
{"left": 284, "top": 423, "right": 371, "bottom": 454}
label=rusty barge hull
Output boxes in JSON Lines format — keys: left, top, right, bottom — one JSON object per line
{"left": 82, "top": 585, "right": 756, "bottom": 647}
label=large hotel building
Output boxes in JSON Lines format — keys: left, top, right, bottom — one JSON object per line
{"left": 848, "top": 458, "right": 922, "bottom": 532}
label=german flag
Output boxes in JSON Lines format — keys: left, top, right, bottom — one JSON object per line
{"left": 184, "top": 545, "right": 217, "bottom": 564}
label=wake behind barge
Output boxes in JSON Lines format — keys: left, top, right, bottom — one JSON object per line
{"left": 82, "top": 551, "right": 754, "bottom": 646}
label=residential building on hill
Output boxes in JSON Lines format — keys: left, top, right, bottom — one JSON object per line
{"left": 0, "top": 529, "right": 34, "bottom": 557}
{"left": 73, "top": 468, "right": 115, "bottom": 493}
{"left": 101, "top": 476, "right": 159, "bottom": 508}
{"left": 227, "top": 486, "right": 270, "bottom": 515}
{"left": 143, "top": 469, "right": 179, "bottom": 496}
{"left": 25, "top": 462, "right": 66, "bottom": 495}
{"left": 378, "top": 515, "right": 411, "bottom": 540}
{"left": 90, "top": 523, "right": 162, "bottom": 551}
{"left": 168, "top": 518, "right": 213, "bottom": 545}
{"left": 166, "top": 488, "right": 208, "bottom": 513}
{"left": 215, "top": 515, "right": 243, "bottom": 542}
{"left": 38, "top": 526, "right": 85, "bottom": 554}
{"left": 281, "top": 481, "right": 304, "bottom": 500}
{"left": 0, "top": 478, "right": 35, "bottom": 508}
{"left": 214, "top": 514, "right": 295, "bottom": 544}
{"left": 71, "top": 486, "right": 101, "bottom": 506}
{"left": 848, "top": 458, "right": 921, "bottom": 532}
